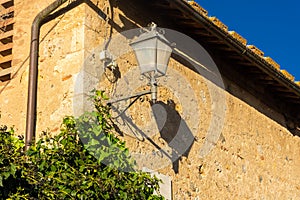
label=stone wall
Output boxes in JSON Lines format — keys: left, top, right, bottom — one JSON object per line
{"left": 0, "top": 0, "right": 299, "bottom": 199}
{"left": 1, "top": 0, "right": 86, "bottom": 136}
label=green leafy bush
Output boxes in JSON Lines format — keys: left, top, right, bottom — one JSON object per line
{"left": 0, "top": 125, "right": 31, "bottom": 199}
{"left": 0, "top": 90, "right": 164, "bottom": 199}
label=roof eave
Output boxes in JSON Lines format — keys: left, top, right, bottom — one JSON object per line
{"left": 168, "top": 0, "right": 300, "bottom": 96}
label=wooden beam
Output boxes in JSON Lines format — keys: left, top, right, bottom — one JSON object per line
{"left": 159, "top": 9, "right": 182, "bottom": 17}
{"left": 255, "top": 75, "right": 275, "bottom": 81}
{"left": 260, "top": 80, "right": 279, "bottom": 85}
{"left": 272, "top": 86, "right": 293, "bottom": 93}
{"left": 235, "top": 61, "right": 255, "bottom": 67}
{"left": 177, "top": 19, "right": 199, "bottom": 25}
{"left": 286, "top": 98, "right": 300, "bottom": 104}
{"left": 153, "top": 2, "right": 171, "bottom": 9}
{"left": 281, "top": 94, "right": 300, "bottom": 99}
{"left": 184, "top": 30, "right": 212, "bottom": 37}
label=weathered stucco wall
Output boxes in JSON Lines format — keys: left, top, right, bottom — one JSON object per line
{"left": 0, "top": 0, "right": 299, "bottom": 199}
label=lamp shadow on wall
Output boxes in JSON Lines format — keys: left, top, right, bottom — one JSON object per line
{"left": 111, "top": 100, "right": 195, "bottom": 174}
{"left": 151, "top": 100, "right": 195, "bottom": 173}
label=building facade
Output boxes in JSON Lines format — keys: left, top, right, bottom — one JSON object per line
{"left": 0, "top": 0, "right": 299, "bottom": 199}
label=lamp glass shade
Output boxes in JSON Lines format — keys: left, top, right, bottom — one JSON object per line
{"left": 130, "top": 27, "right": 172, "bottom": 77}
{"left": 131, "top": 37, "right": 157, "bottom": 75}
{"left": 156, "top": 38, "right": 172, "bottom": 76}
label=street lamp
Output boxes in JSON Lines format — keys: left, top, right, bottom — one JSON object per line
{"left": 108, "top": 23, "right": 173, "bottom": 113}
{"left": 130, "top": 23, "right": 172, "bottom": 78}
{"left": 130, "top": 22, "right": 173, "bottom": 103}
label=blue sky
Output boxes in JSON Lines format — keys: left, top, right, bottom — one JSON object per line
{"left": 196, "top": 1, "right": 300, "bottom": 81}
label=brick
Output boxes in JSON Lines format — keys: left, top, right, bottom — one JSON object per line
{"left": 0, "top": 0, "right": 12, "bottom": 5}
{"left": 0, "top": 6, "right": 13, "bottom": 17}
{"left": 209, "top": 17, "right": 228, "bottom": 31}
{"left": 0, "top": 29, "right": 13, "bottom": 40}
{"left": 0, "top": 54, "right": 12, "bottom": 64}
{"left": 280, "top": 69, "right": 295, "bottom": 81}
{"left": 0, "top": 42, "right": 12, "bottom": 52}
{"left": 228, "top": 31, "right": 247, "bottom": 45}
{"left": 0, "top": 65, "right": 11, "bottom": 77}
{"left": 263, "top": 57, "right": 280, "bottom": 70}
{"left": 247, "top": 45, "right": 264, "bottom": 56}
{"left": 0, "top": 17, "right": 14, "bottom": 28}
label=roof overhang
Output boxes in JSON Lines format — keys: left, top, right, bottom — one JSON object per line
{"left": 117, "top": 0, "right": 300, "bottom": 122}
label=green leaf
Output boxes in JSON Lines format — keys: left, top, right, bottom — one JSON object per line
{"left": 10, "top": 163, "right": 16, "bottom": 176}
{"left": 3, "top": 171, "right": 10, "bottom": 179}
{"left": 50, "top": 165, "right": 57, "bottom": 172}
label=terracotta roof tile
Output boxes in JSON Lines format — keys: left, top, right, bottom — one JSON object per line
{"left": 247, "top": 45, "right": 264, "bottom": 57}
{"left": 280, "top": 70, "right": 295, "bottom": 81}
{"left": 263, "top": 57, "right": 280, "bottom": 70}
{"left": 187, "top": 1, "right": 208, "bottom": 16}
{"left": 228, "top": 31, "right": 247, "bottom": 45}
{"left": 208, "top": 16, "right": 228, "bottom": 32}
{"left": 186, "top": 1, "right": 299, "bottom": 84}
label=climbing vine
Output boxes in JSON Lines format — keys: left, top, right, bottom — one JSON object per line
{"left": 0, "top": 90, "right": 164, "bottom": 199}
